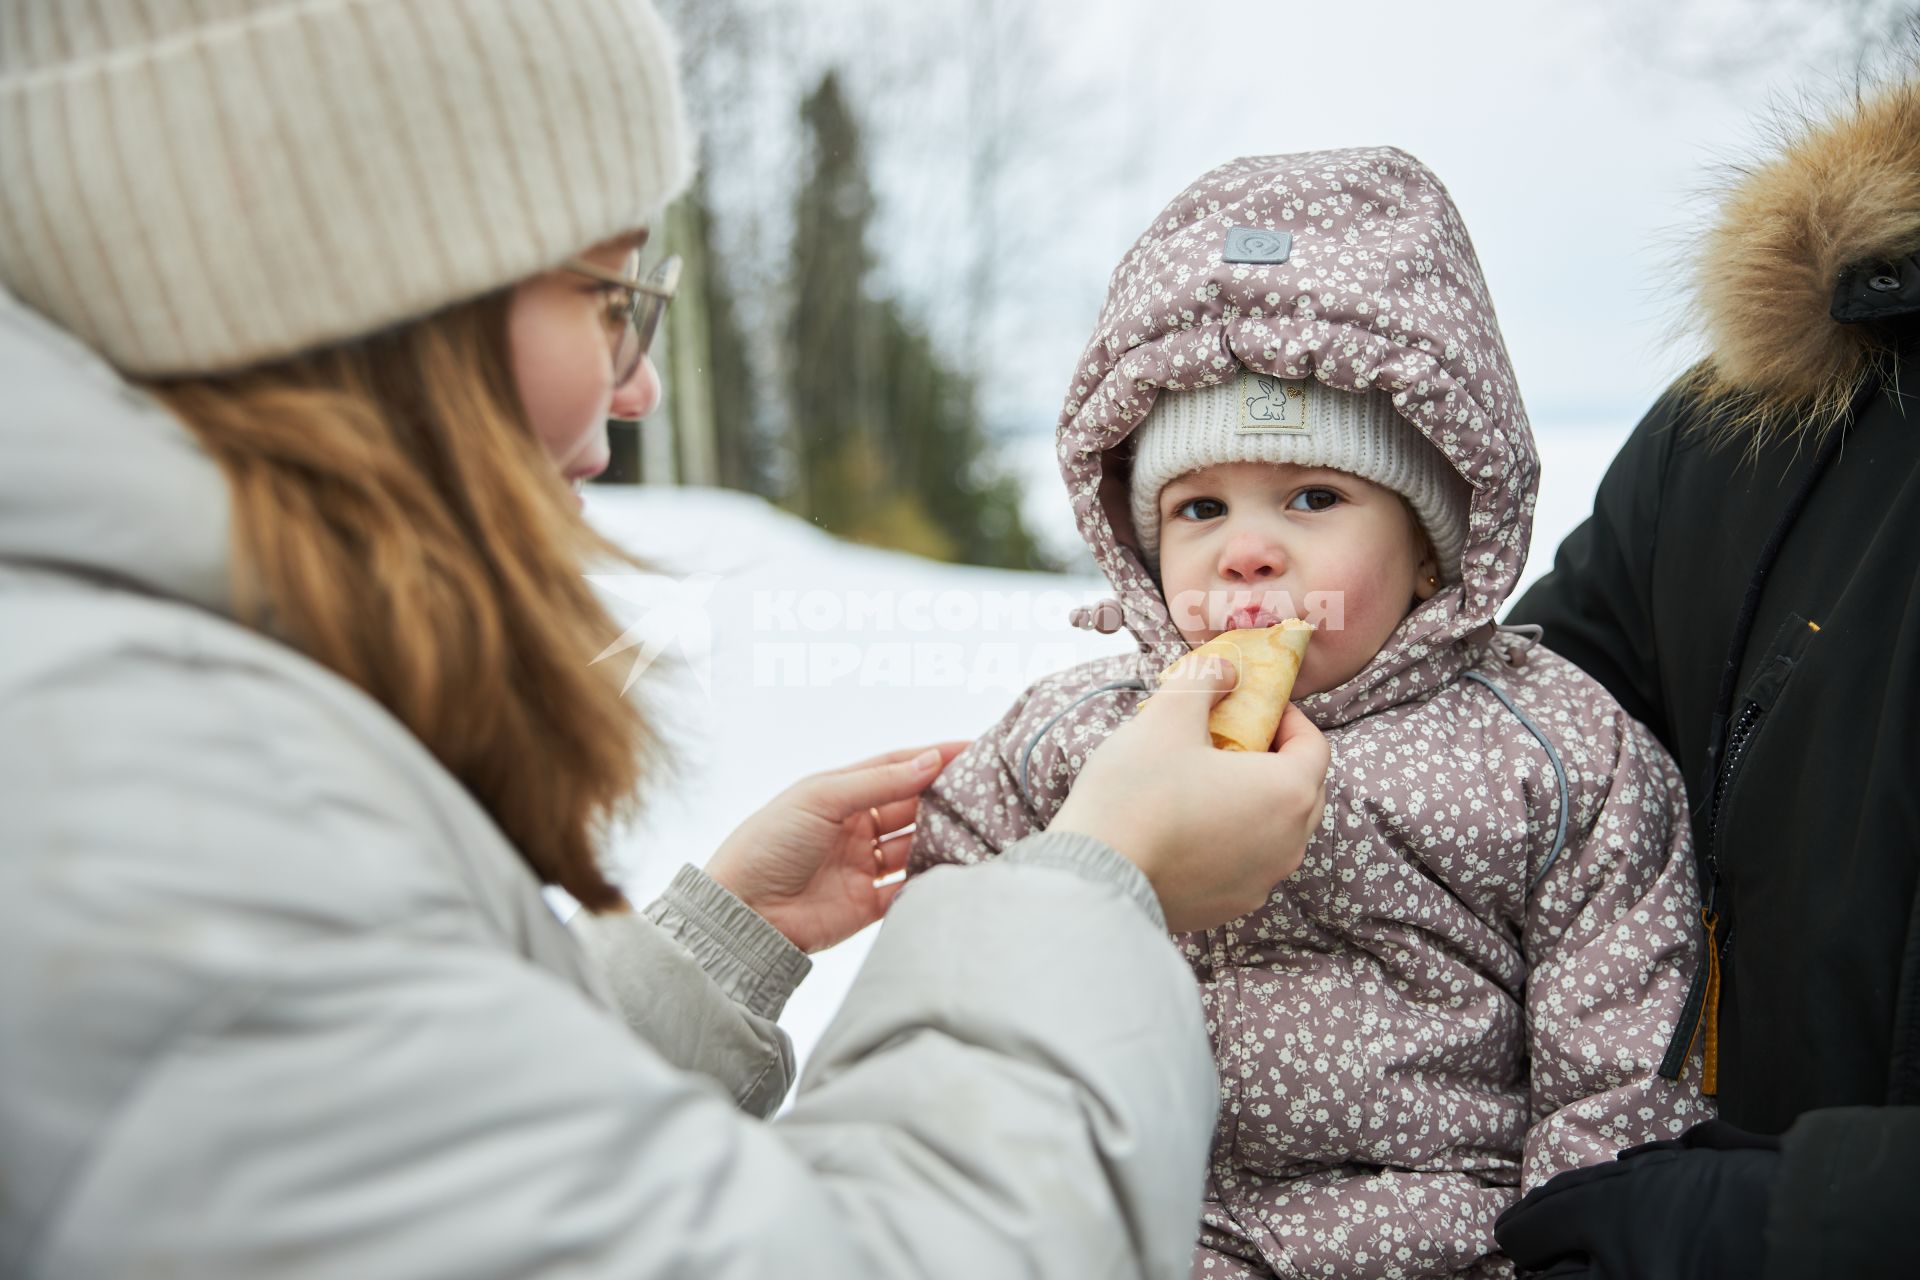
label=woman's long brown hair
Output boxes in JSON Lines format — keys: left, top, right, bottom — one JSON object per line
{"left": 145, "top": 291, "right": 657, "bottom": 912}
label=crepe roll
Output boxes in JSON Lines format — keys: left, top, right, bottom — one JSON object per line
{"left": 1160, "top": 620, "right": 1312, "bottom": 751}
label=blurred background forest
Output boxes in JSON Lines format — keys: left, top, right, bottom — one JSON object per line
{"left": 617, "top": 0, "right": 1919, "bottom": 574}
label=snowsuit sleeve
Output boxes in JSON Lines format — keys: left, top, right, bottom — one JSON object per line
{"left": 911, "top": 689, "right": 1049, "bottom": 872}
{"left": 1519, "top": 703, "right": 1713, "bottom": 1187}
{"left": 911, "top": 665, "right": 1149, "bottom": 876}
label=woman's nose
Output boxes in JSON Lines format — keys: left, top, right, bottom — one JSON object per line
{"left": 1218, "top": 530, "right": 1285, "bottom": 582}
{"left": 610, "top": 356, "right": 662, "bottom": 421}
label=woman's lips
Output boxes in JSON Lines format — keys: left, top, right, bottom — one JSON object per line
{"left": 567, "top": 457, "right": 610, "bottom": 509}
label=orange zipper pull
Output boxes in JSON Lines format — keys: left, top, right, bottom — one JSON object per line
{"left": 1698, "top": 908, "right": 1722, "bottom": 1095}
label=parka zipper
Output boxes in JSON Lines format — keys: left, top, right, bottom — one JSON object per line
{"left": 1706, "top": 701, "right": 1764, "bottom": 857}
{"left": 1665, "top": 697, "right": 1764, "bottom": 1091}
{"left": 1651, "top": 374, "right": 1868, "bottom": 1088}
{"left": 1661, "top": 609, "right": 1827, "bottom": 1089}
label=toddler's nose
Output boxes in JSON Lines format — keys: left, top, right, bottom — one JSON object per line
{"left": 1218, "top": 531, "right": 1285, "bottom": 582}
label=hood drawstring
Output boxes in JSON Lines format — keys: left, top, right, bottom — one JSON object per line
{"left": 1471, "top": 621, "right": 1543, "bottom": 667}
{"left": 1069, "top": 596, "right": 1162, "bottom": 657}
{"left": 1494, "top": 622, "right": 1543, "bottom": 666}
{"left": 1068, "top": 599, "right": 1128, "bottom": 635}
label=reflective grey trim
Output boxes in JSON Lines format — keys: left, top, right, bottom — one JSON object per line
{"left": 1462, "top": 671, "right": 1570, "bottom": 894}
{"left": 1016, "top": 680, "right": 1149, "bottom": 805}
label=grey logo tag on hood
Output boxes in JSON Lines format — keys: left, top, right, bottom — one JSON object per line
{"left": 1223, "top": 227, "right": 1292, "bottom": 264}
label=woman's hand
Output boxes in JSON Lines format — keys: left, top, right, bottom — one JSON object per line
{"left": 705, "top": 741, "right": 969, "bottom": 953}
{"left": 1050, "top": 655, "right": 1330, "bottom": 932}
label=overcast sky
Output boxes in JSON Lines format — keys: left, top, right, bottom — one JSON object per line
{"left": 797, "top": 0, "right": 1900, "bottom": 435}
{"left": 666, "top": 0, "right": 1907, "bottom": 568}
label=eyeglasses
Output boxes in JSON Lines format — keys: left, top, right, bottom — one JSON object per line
{"left": 562, "top": 251, "right": 683, "bottom": 388}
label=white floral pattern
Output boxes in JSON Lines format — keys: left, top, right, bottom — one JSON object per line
{"left": 910, "top": 149, "right": 1711, "bottom": 1279}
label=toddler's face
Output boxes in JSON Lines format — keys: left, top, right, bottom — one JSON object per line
{"left": 1156, "top": 461, "right": 1439, "bottom": 697}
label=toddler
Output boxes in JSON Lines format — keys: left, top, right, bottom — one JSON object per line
{"left": 911, "top": 149, "right": 1712, "bottom": 1279}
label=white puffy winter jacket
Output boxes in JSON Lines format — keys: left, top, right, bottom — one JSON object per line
{"left": 0, "top": 290, "right": 1218, "bottom": 1279}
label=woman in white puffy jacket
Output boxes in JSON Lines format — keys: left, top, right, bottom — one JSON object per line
{"left": 0, "top": 2, "right": 1330, "bottom": 1277}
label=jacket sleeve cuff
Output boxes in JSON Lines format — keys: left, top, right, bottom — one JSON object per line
{"left": 1001, "top": 830, "right": 1165, "bottom": 930}
{"left": 641, "top": 865, "right": 811, "bottom": 1022}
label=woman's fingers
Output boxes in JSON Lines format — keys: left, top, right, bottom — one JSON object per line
{"left": 828, "top": 740, "right": 970, "bottom": 776}
{"left": 1047, "top": 664, "right": 1330, "bottom": 934}
{"left": 1136, "top": 653, "right": 1238, "bottom": 736}
{"left": 806, "top": 746, "right": 955, "bottom": 818}
{"left": 868, "top": 796, "right": 919, "bottom": 837}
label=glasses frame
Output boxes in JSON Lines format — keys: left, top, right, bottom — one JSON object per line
{"left": 562, "top": 252, "right": 683, "bottom": 388}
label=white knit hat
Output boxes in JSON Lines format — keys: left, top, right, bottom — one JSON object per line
{"left": 1129, "top": 373, "right": 1470, "bottom": 580}
{"left": 0, "top": 0, "right": 692, "bottom": 376}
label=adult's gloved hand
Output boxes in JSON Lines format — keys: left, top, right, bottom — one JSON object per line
{"left": 1495, "top": 1120, "right": 1781, "bottom": 1279}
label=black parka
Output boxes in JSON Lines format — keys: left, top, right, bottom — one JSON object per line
{"left": 1508, "top": 81, "right": 1920, "bottom": 1275}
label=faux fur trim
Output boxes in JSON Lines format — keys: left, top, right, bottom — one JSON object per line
{"left": 1688, "top": 72, "right": 1920, "bottom": 448}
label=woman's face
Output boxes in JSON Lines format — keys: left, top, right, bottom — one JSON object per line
{"left": 508, "top": 229, "right": 661, "bottom": 502}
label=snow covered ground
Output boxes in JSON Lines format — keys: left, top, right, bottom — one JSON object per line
{"left": 582, "top": 419, "right": 1637, "bottom": 1079}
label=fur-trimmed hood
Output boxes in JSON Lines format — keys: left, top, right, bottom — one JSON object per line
{"left": 1691, "top": 73, "right": 1920, "bottom": 438}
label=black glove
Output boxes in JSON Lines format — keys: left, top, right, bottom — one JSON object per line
{"left": 1494, "top": 1120, "right": 1781, "bottom": 1280}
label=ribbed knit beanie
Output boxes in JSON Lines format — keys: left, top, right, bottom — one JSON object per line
{"left": 0, "top": 0, "right": 692, "bottom": 375}
{"left": 1129, "top": 373, "right": 1470, "bottom": 581}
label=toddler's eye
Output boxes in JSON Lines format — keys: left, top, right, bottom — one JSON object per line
{"left": 1173, "top": 497, "right": 1226, "bottom": 521}
{"left": 1288, "top": 487, "right": 1340, "bottom": 512}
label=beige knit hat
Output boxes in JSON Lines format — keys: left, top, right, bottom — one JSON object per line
{"left": 1129, "top": 373, "right": 1470, "bottom": 580}
{"left": 0, "top": 0, "right": 692, "bottom": 376}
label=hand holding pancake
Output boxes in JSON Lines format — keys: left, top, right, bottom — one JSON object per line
{"left": 1051, "top": 642, "right": 1328, "bottom": 931}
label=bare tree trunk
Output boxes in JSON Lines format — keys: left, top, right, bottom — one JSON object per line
{"left": 661, "top": 194, "right": 719, "bottom": 487}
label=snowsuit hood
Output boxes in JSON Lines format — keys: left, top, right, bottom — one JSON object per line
{"left": 1058, "top": 147, "right": 1536, "bottom": 728}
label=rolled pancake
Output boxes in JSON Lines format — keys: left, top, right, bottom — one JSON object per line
{"left": 1160, "top": 620, "right": 1313, "bottom": 751}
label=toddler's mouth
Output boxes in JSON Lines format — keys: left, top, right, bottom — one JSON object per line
{"left": 1223, "top": 603, "right": 1285, "bottom": 631}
